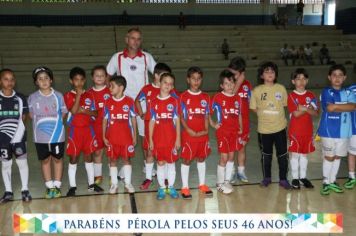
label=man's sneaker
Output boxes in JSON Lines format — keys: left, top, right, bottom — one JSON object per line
{"left": 300, "top": 178, "right": 314, "bottom": 189}
{"left": 236, "top": 172, "right": 249, "bottom": 183}
{"left": 52, "top": 187, "right": 62, "bottom": 198}
{"left": 88, "top": 184, "right": 104, "bottom": 193}
{"left": 66, "top": 187, "right": 77, "bottom": 197}
{"left": 0, "top": 192, "right": 14, "bottom": 204}
{"left": 168, "top": 187, "right": 179, "bottom": 199}
{"left": 224, "top": 180, "right": 233, "bottom": 191}
{"left": 199, "top": 184, "right": 213, "bottom": 197}
{"left": 109, "top": 184, "right": 118, "bottom": 194}
{"left": 181, "top": 188, "right": 192, "bottom": 199}
{"left": 45, "top": 188, "right": 53, "bottom": 199}
{"left": 216, "top": 183, "right": 233, "bottom": 194}
{"left": 21, "top": 190, "right": 32, "bottom": 202}
{"left": 279, "top": 180, "right": 292, "bottom": 190}
{"left": 328, "top": 182, "right": 344, "bottom": 193}
{"left": 260, "top": 178, "right": 272, "bottom": 187}
{"left": 140, "top": 179, "right": 153, "bottom": 190}
{"left": 320, "top": 184, "right": 330, "bottom": 195}
{"left": 125, "top": 184, "right": 135, "bottom": 193}
{"left": 344, "top": 178, "right": 356, "bottom": 189}
{"left": 291, "top": 179, "right": 300, "bottom": 189}
{"left": 157, "top": 188, "right": 166, "bottom": 200}
{"left": 94, "top": 176, "right": 103, "bottom": 185}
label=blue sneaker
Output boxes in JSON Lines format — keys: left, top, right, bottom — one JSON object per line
{"left": 157, "top": 188, "right": 166, "bottom": 200}
{"left": 236, "top": 172, "right": 249, "bottom": 183}
{"left": 168, "top": 187, "right": 179, "bottom": 199}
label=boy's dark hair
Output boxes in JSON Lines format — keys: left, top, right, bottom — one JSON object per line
{"left": 154, "top": 63, "right": 172, "bottom": 75}
{"left": 291, "top": 68, "right": 309, "bottom": 80}
{"left": 219, "top": 70, "right": 235, "bottom": 91}
{"left": 110, "top": 75, "right": 127, "bottom": 90}
{"left": 257, "top": 61, "right": 278, "bottom": 84}
{"left": 91, "top": 65, "right": 107, "bottom": 77}
{"left": 187, "top": 66, "right": 203, "bottom": 78}
{"left": 32, "top": 66, "right": 53, "bottom": 83}
{"left": 160, "top": 72, "right": 175, "bottom": 82}
{"left": 328, "top": 64, "right": 346, "bottom": 76}
{"left": 228, "top": 56, "right": 246, "bottom": 73}
{"left": 0, "top": 68, "right": 14, "bottom": 78}
{"left": 69, "top": 67, "right": 86, "bottom": 80}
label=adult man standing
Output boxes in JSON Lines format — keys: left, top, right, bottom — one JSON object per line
{"left": 296, "top": 0, "right": 305, "bottom": 25}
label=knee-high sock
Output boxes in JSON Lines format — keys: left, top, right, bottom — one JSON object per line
{"left": 197, "top": 161, "right": 206, "bottom": 186}
{"left": 2, "top": 159, "right": 13, "bottom": 192}
{"left": 16, "top": 159, "right": 29, "bottom": 191}
{"left": 299, "top": 155, "right": 308, "bottom": 179}
{"left": 322, "top": 159, "right": 333, "bottom": 184}
{"left": 68, "top": 163, "right": 77, "bottom": 187}
{"left": 167, "top": 163, "right": 176, "bottom": 187}
{"left": 123, "top": 165, "right": 132, "bottom": 186}
{"left": 94, "top": 163, "right": 102, "bottom": 177}
{"left": 110, "top": 167, "right": 118, "bottom": 186}
{"left": 330, "top": 159, "right": 341, "bottom": 183}
{"left": 181, "top": 164, "right": 190, "bottom": 188}
{"left": 85, "top": 162, "right": 94, "bottom": 185}
{"left": 217, "top": 165, "right": 225, "bottom": 185}
{"left": 290, "top": 152, "right": 300, "bottom": 179}
{"left": 157, "top": 164, "right": 166, "bottom": 189}
{"left": 145, "top": 162, "right": 154, "bottom": 180}
{"left": 225, "top": 161, "right": 234, "bottom": 182}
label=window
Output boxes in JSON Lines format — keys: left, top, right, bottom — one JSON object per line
{"left": 270, "top": 0, "right": 324, "bottom": 4}
{"left": 196, "top": 0, "right": 260, "bottom": 4}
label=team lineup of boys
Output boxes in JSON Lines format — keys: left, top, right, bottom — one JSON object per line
{"left": 0, "top": 27, "right": 355, "bottom": 203}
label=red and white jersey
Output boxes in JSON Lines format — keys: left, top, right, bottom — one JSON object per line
{"left": 88, "top": 86, "right": 111, "bottom": 126}
{"left": 104, "top": 95, "right": 136, "bottom": 145}
{"left": 150, "top": 95, "right": 179, "bottom": 148}
{"left": 236, "top": 80, "right": 252, "bottom": 134}
{"left": 211, "top": 92, "right": 242, "bottom": 134}
{"left": 106, "top": 49, "right": 156, "bottom": 100}
{"left": 136, "top": 83, "right": 160, "bottom": 121}
{"left": 180, "top": 90, "right": 210, "bottom": 142}
{"left": 64, "top": 90, "right": 96, "bottom": 127}
{"left": 288, "top": 90, "right": 318, "bottom": 137}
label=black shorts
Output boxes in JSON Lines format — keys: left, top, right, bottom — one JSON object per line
{"left": 35, "top": 142, "right": 65, "bottom": 161}
{"left": 0, "top": 142, "right": 27, "bottom": 161}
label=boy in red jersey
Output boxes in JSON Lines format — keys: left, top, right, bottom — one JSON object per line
{"left": 228, "top": 57, "right": 252, "bottom": 183}
{"left": 103, "top": 75, "right": 137, "bottom": 194}
{"left": 88, "top": 65, "right": 111, "bottom": 185}
{"left": 64, "top": 67, "right": 103, "bottom": 197}
{"left": 180, "top": 67, "right": 213, "bottom": 199}
{"left": 288, "top": 68, "right": 318, "bottom": 189}
{"left": 136, "top": 63, "right": 172, "bottom": 190}
{"left": 149, "top": 73, "right": 181, "bottom": 200}
{"left": 210, "top": 70, "right": 242, "bottom": 195}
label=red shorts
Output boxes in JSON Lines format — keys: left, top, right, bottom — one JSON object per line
{"left": 238, "top": 132, "right": 250, "bottom": 146}
{"left": 142, "top": 120, "right": 150, "bottom": 151}
{"left": 181, "top": 140, "right": 211, "bottom": 161}
{"left": 66, "top": 126, "right": 97, "bottom": 156}
{"left": 153, "top": 146, "right": 178, "bottom": 163}
{"left": 93, "top": 123, "right": 105, "bottom": 150}
{"left": 288, "top": 135, "right": 315, "bottom": 154}
{"left": 106, "top": 143, "right": 135, "bottom": 160}
{"left": 216, "top": 132, "right": 241, "bottom": 154}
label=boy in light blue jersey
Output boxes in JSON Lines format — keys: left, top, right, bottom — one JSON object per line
{"left": 344, "top": 83, "right": 356, "bottom": 189}
{"left": 318, "top": 65, "right": 356, "bottom": 195}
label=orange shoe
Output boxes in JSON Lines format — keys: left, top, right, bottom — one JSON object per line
{"left": 199, "top": 184, "right": 213, "bottom": 197}
{"left": 181, "top": 188, "right": 192, "bottom": 200}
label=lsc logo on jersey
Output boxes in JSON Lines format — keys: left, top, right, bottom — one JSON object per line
{"left": 128, "top": 145, "right": 134, "bottom": 153}
{"left": 130, "top": 65, "right": 137, "bottom": 71}
{"left": 234, "top": 101, "right": 240, "bottom": 108}
{"left": 201, "top": 99, "right": 207, "bottom": 107}
{"left": 104, "top": 94, "right": 110, "bottom": 100}
{"left": 243, "top": 85, "right": 249, "bottom": 91}
{"left": 122, "top": 105, "right": 129, "bottom": 112}
{"left": 85, "top": 98, "right": 91, "bottom": 105}
{"left": 306, "top": 97, "right": 311, "bottom": 104}
{"left": 167, "top": 104, "right": 174, "bottom": 111}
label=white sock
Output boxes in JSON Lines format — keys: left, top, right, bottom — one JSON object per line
{"left": 124, "top": 165, "right": 132, "bottom": 185}
{"left": 290, "top": 152, "right": 300, "bottom": 179}
{"left": 94, "top": 163, "right": 102, "bottom": 177}
{"left": 85, "top": 162, "right": 95, "bottom": 185}
{"left": 110, "top": 167, "right": 118, "bottom": 185}
{"left": 16, "top": 159, "right": 29, "bottom": 191}
{"left": 164, "top": 163, "right": 168, "bottom": 180}
{"left": 197, "top": 161, "right": 206, "bottom": 186}
{"left": 45, "top": 181, "right": 54, "bottom": 189}
{"left": 299, "top": 155, "right": 308, "bottom": 179}
{"left": 145, "top": 162, "right": 154, "bottom": 180}
{"left": 330, "top": 159, "right": 341, "bottom": 183}
{"left": 181, "top": 164, "right": 190, "bottom": 188}
{"left": 349, "top": 172, "right": 355, "bottom": 179}
{"left": 225, "top": 161, "right": 234, "bottom": 182}
{"left": 322, "top": 159, "right": 333, "bottom": 184}
{"left": 157, "top": 164, "right": 166, "bottom": 188}
{"left": 118, "top": 166, "right": 124, "bottom": 178}
{"left": 2, "top": 159, "right": 13, "bottom": 192}
{"left": 217, "top": 165, "right": 225, "bottom": 185}
{"left": 53, "top": 180, "right": 61, "bottom": 188}
{"left": 68, "top": 163, "right": 77, "bottom": 187}
{"left": 167, "top": 163, "right": 176, "bottom": 187}
{"left": 237, "top": 166, "right": 245, "bottom": 174}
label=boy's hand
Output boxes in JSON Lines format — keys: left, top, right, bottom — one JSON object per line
{"left": 149, "top": 139, "right": 154, "bottom": 151}
{"left": 175, "top": 139, "right": 181, "bottom": 150}
{"left": 132, "top": 134, "right": 137, "bottom": 146}
{"left": 214, "top": 123, "right": 221, "bottom": 130}
{"left": 75, "top": 88, "right": 84, "bottom": 96}
{"left": 238, "top": 129, "right": 243, "bottom": 135}
{"left": 297, "top": 104, "right": 307, "bottom": 111}
{"left": 186, "top": 128, "right": 196, "bottom": 137}
{"left": 103, "top": 137, "right": 110, "bottom": 147}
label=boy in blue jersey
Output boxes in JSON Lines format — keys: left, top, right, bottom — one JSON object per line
{"left": 318, "top": 65, "right": 356, "bottom": 195}
{"left": 28, "top": 67, "right": 68, "bottom": 198}
{"left": 0, "top": 69, "right": 32, "bottom": 203}
{"left": 344, "top": 83, "right": 356, "bottom": 189}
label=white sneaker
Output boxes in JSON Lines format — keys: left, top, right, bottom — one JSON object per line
{"left": 216, "top": 183, "right": 233, "bottom": 194}
{"left": 109, "top": 184, "right": 118, "bottom": 194}
{"left": 125, "top": 184, "right": 135, "bottom": 193}
{"left": 224, "top": 180, "right": 234, "bottom": 191}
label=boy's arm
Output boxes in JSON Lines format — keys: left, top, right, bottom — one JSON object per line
{"left": 102, "top": 118, "right": 109, "bottom": 147}
{"left": 79, "top": 108, "right": 98, "bottom": 117}
{"left": 70, "top": 91, "right": 82, "bottom": 115}
{"left": 196, "top": 116, "right": 209, "bottom": 136}
{"left": 149, "top": 119, "right": 155, "bottom": 151}
{"left": 175, "top": 116, "right": 181, "bottom": 150}
{"left": 131, "top": 116, "right": 137, "bottom": 146}
{"left": 327, "top": 103, "right": 356, "bottom": 112}
{"left": 180, "top": 116, "right": 196, "bottom": 137}
{"left": 135, "top": 97, "right": 145, "bottom": 119}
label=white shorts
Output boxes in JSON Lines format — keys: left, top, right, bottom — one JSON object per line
{"left": 321, "top": 137, "right": 348, "bottom": 157}
{"left": 137, "top": 116, "right": 144, "bottom": 137}
{"left": 349, "top": 135, "right": 356, "bottom": 155}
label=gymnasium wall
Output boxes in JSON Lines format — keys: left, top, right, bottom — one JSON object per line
{"left": 335, "top": 0, "right": 356, "bottom": 34}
